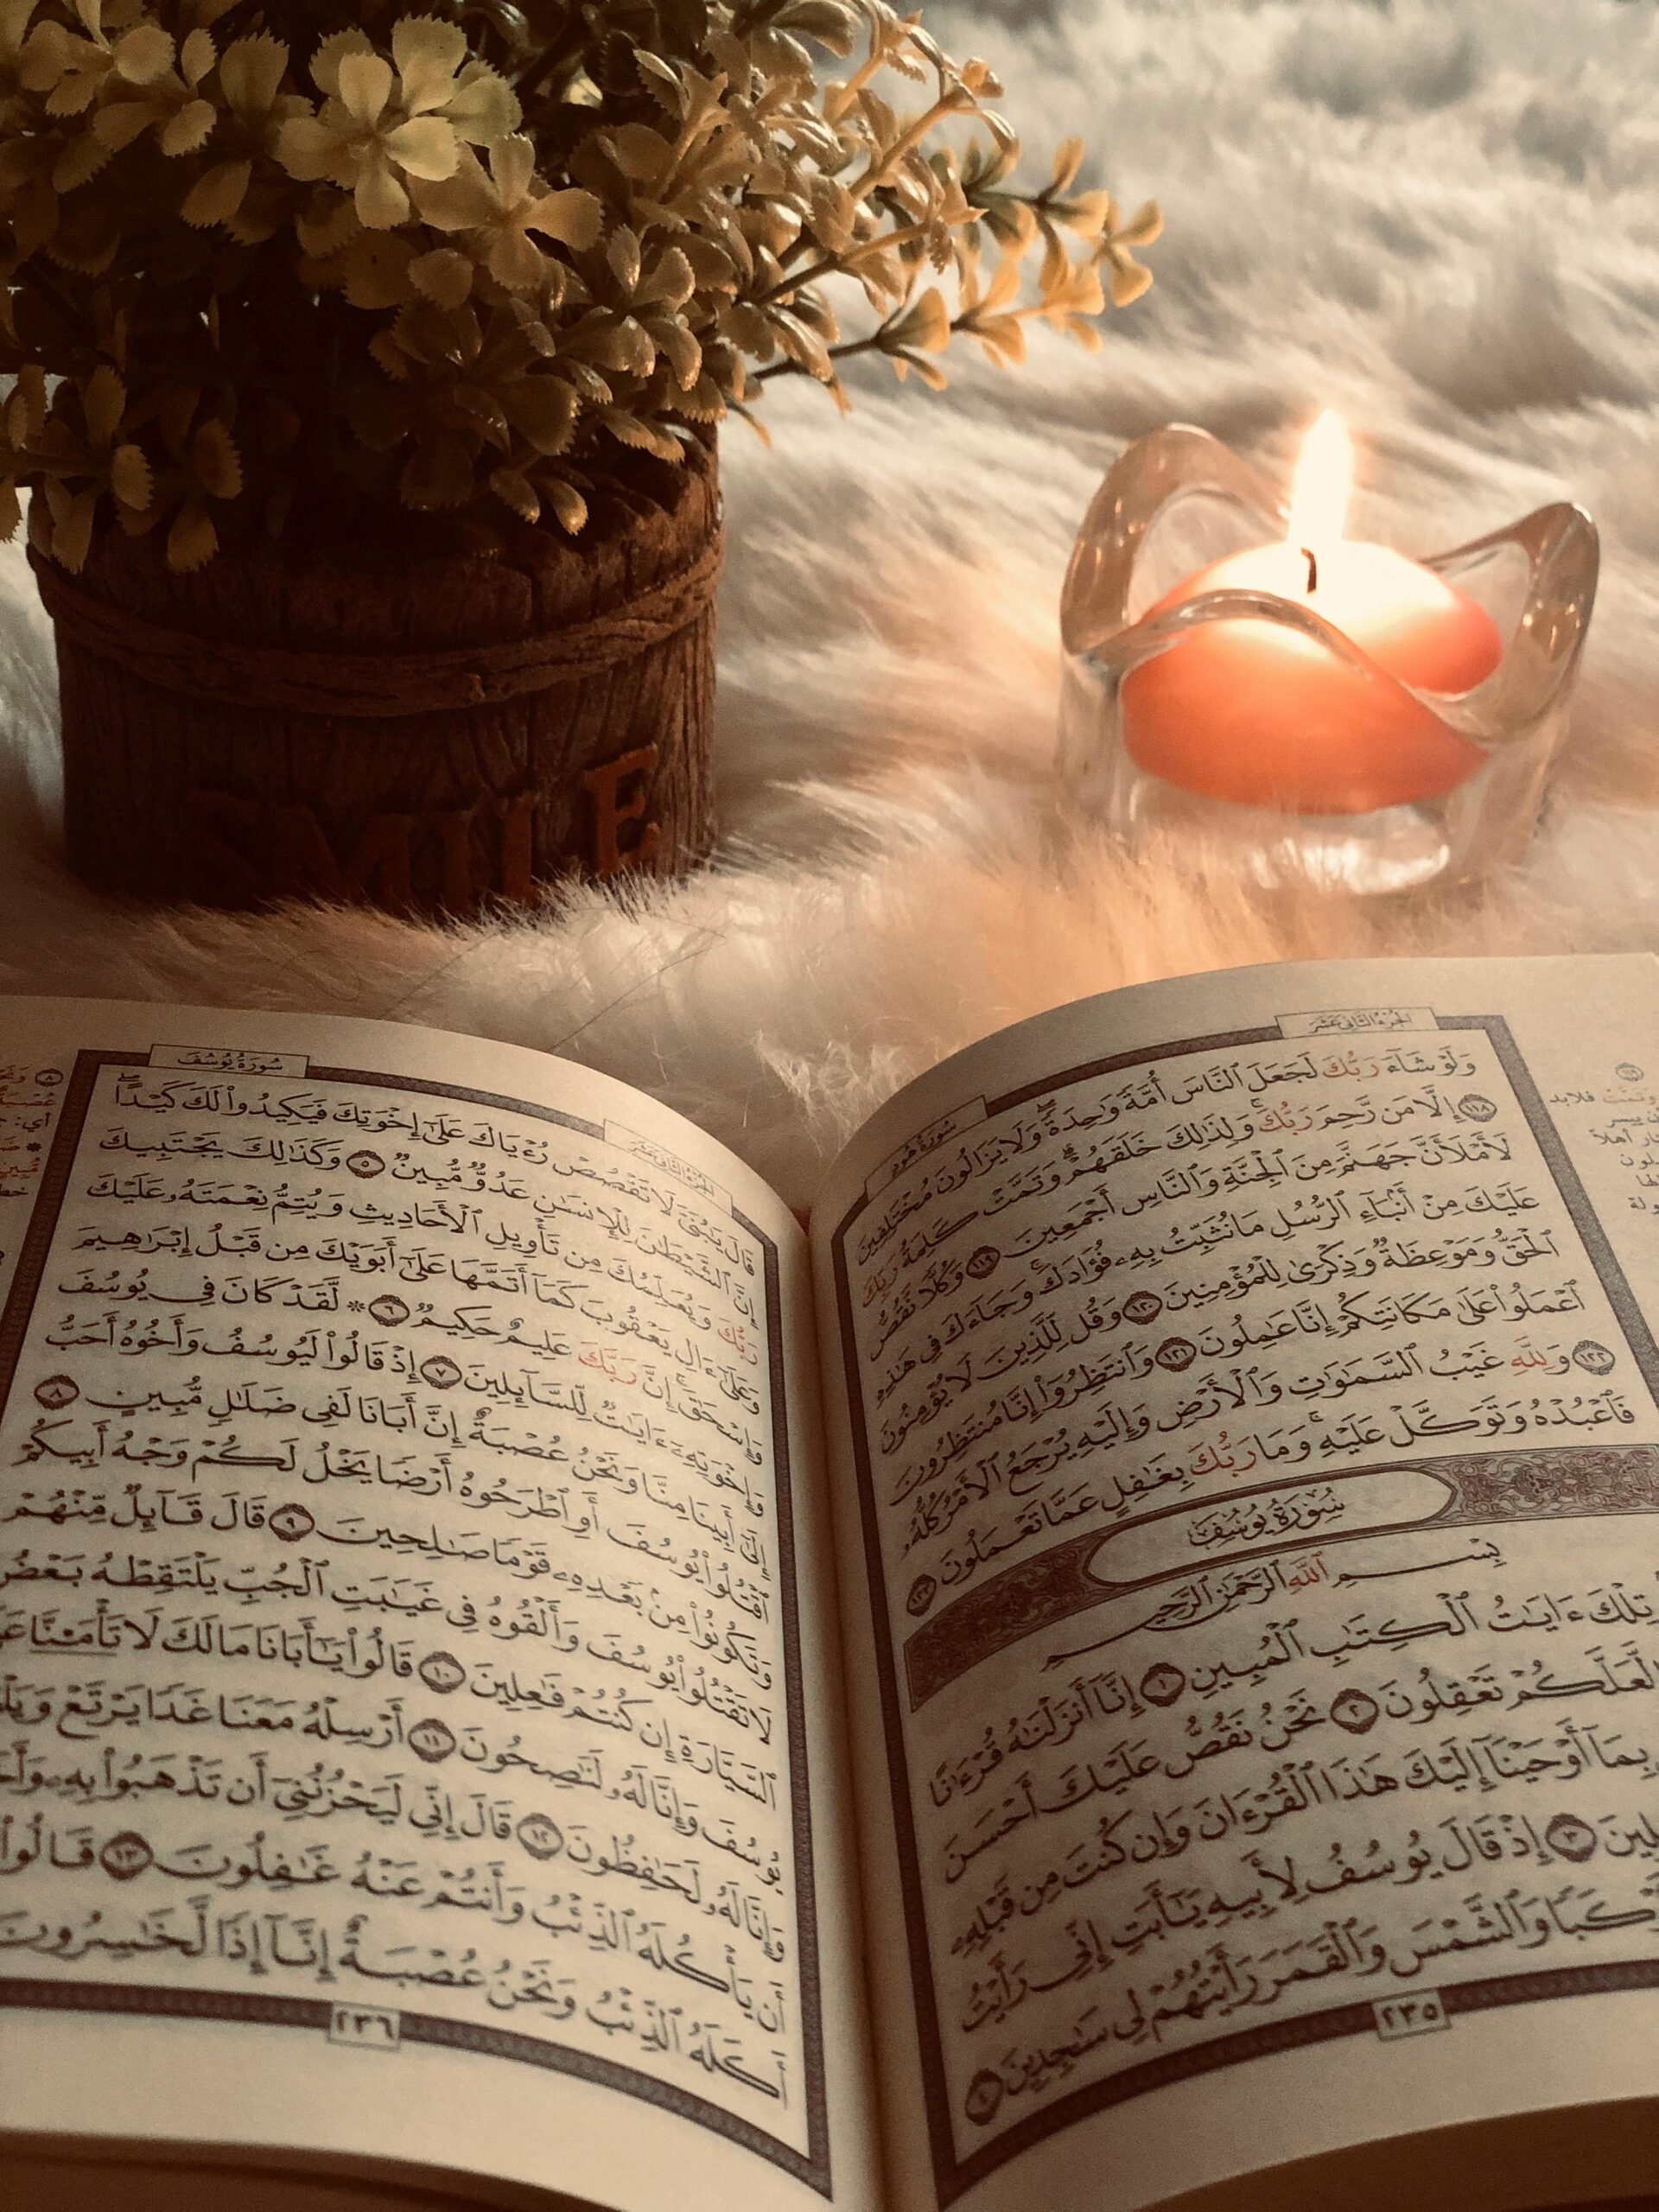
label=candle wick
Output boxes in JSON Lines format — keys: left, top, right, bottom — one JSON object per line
{"left": 1301, "top": 545, "right": 1319, "bottom": 594}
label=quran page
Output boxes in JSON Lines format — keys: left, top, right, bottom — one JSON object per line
{"left": 0, "top": 999, "right": 878, "bottom": 2212}
{"left": 813, "top": 955, "right": 1659, "bottom": 2212}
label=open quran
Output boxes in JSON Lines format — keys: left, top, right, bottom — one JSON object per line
{"left": 4, "top": 956, "right": 1659, "bottom": 2212}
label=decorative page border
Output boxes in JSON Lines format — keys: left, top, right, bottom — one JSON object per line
{"left": 0, "top": 1050, "right": 831, "bottom": 2197}
{"left": 830, "top": 1014, "right": 1659, "bottom": 2207}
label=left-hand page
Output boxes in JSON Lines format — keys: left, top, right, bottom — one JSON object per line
{"left": 0, "top": 1000, "right": 878, "bottom": 2212}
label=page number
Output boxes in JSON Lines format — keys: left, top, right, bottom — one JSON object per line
{"left": 328, "top": 2004, "right": 402, "bottom": 2050}
{"left": 1372, "top": 1993, "right": 1448, "bottom": 2040}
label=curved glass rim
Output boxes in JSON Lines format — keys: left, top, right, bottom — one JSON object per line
{"left": 1061, "top": 423, "right": 1599, "bottom": 744}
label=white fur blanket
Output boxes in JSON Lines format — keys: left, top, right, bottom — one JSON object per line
{"left": 3, "top": 0, "right": 1658, "bottom": 1211}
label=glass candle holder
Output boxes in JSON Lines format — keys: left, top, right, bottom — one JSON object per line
{"left": 1058, "top": 424, "right": 1599, "bottom": 894}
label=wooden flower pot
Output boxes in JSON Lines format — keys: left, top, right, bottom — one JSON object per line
{"left": 31, "top": 435, "right": 721, "bottom": 915}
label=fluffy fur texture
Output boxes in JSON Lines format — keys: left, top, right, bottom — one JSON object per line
{"left": 3, "top": 0, "right": 1658, "bottom": 1209}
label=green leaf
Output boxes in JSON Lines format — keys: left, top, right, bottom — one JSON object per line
{"left": 410, "top": 246, "right": 473, "bottom": 308}
{"left": 489, "top": 464, "right": 538, "bottom": 521}
{"left": 181, "top": 28, "right": 216, "bottom": 86}
{"left": 767, "top": 306, "right": 832, "bottom": 380}
{"left": 1116, "top": 199, "right": 1163, "bottom": 248}
{"left": 602, "top": 123, "right": 669, "bottom": 184}
{"left": 51, "top": 130, "right": 111, "bottom": 192}
{"left": 192, "top": 417, "right": 241, "bottom": 499}
{"left": 500, "top": 376, "right": 577, "bottom": 455}
{"left": 541, "top": 474, "right": 587, "bottom": 534}
{"left": 1106, "top": 255, "right": 1152, "bottom": 308}
{"left": 651, "top": 318, "right": 700, "bottom": 390}
{"left": 451, "top": 385, "right": 512, "bottom": 451}
{"left": 181, "top": 158, "right": 251, "bottom": 228}
{"left": 340, "top": 231, "right": 416, "bottom": 309}
{"left": 599, "top": 407, "right": 681, "bottom": 460}
{"left": 524, "top": 187, "right": 601, "bottom": 251}
{"left": 772, "top": 0, "right": 858, "bottom": 53}
{"left": 633, "top": 245, "right": 694, "bottom": 310}
{"left": 632, "top": 49, "right": 685, "bottom": 116}
{"left": 219, "top": 34, "right": 288, "bottom": 121}
{"left": 112, "top": 23, "right": 175, "bottom": 85}
{"left": 607, "top": 225, "right": 640, "bottom": 293}
{"left": 889, "top": 348, "right": 947, "bottom": 391}
{"left": 51, "top": 485, "right": 98, "bottom": 571}
{"left": 1050, "top": 136, "right": 1084, "bottom": 194}
{"left": 92, "top": 100, "right": 156, "bottom": 151}
{"left": 807, "top": 175, "right": 855, "bottom": 253}
{"left": 168, "top": 499, "right": 219, "bottom": 572}
{"left": 82, "top": 363, "right": 124, "bottom": 448}
{"left": 110, "top": 441, "right": 151, "bottom": 508}
{"left": 887, "top": 287, "right": 950, "bottom": 353}
{"left": 161, "top": 99, "right": 217, "bottom": 158}
{"left": 7, "top": 368, "right": 47, "bottom": 442}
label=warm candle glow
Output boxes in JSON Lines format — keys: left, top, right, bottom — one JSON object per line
{"left": 1284, "top": 409, "right": 1353, "bottom": 554}
{"left": 1120, "top": 406, "right": 1507, "bottom": 814}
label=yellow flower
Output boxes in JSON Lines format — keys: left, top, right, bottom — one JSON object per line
{"left": 94, "top": 25, "right": 218, "bottom": 160}
{"left": 181, "top": 35, "right": 308, "bottom": 232}
{"left": 414, "top": 135, "right": 600, "bottom": 290}
{"left": 276, "top": 16, "right": 518, "bottom": 231}
{"left": 19, "top": 0, "right": 119, "bottom": 116}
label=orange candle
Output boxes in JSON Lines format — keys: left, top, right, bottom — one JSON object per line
{"left": 1122, "top": 414, "right": 1504, "bottom": 815}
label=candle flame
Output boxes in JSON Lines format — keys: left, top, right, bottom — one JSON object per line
{"left": 1285, "top": 409, "right": 1352, "bottom": 551}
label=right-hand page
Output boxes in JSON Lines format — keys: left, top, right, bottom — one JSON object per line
{"left": 812, "top": 954, "right": 1659, "bottom": 2212}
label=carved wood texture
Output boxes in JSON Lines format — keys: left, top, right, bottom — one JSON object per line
{"left": 45, "top": 437, "right": 721, "bottom": 916}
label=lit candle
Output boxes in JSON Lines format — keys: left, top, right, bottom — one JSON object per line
{"left": 1121, "top": 413, "right": 1504, "bottom": 815}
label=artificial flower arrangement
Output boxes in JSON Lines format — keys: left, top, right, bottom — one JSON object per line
{"left": 0, "top": 0, "right": 1160, "bottom": 906}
